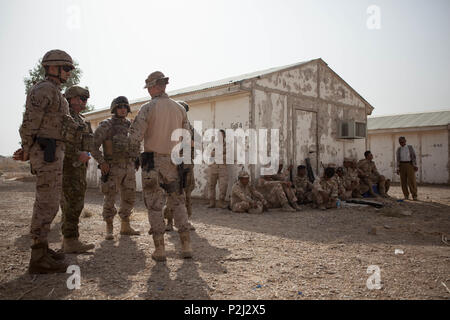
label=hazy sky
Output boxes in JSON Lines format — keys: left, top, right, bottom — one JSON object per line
{"left": 1, "top": 0, "right": 449, "bottom": 155}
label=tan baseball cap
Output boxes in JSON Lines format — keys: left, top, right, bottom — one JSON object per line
{"left": 238, "top": 171, "right": 250, "bottom": 179}
{"left": 144, "top": 71, "right": 169, "bottom": 89}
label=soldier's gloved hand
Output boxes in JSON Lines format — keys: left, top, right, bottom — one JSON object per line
{"left": 100, "top": 162, "right": 110, "bottom": 175}
{"left": 78, "top": 152, "right": 91, "bottom": 164}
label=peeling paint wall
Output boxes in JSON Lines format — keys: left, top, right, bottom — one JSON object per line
{"left": 256, "top": 64, "right": 318, "bottom": 97}
{"left": 369, "top": 129, "right": 449, "bottom": 184}
{"left": 319, "top": 63, "right": 366, "bottom": 108}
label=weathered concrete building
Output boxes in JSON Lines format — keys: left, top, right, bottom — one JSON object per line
{"left": 85, "top": 58, "right": 374, "bottom": 198}
{"left": 367, "top": 110, "right": 450, "bottom": 184}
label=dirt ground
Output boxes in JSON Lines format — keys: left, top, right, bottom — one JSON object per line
{"left": 0, "top": 175, "right": 449, "bottom": 300}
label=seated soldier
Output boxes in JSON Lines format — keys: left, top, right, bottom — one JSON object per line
{"left": 343, "top": 157, "right": 363, "bottom": 198}
{"left": 231, "top": 171, "right": 268, "bottom": 214}
{"left": 256, "top": 174, "right": 299, "bottom": 212}
{"left": 357, "top": 151, "right": 390, "bottom": 198}
{"left": 293, "top": 165, "right": 317, "bottom": 204}
{"left": 335, "top": 167, "right": 350, "bottom": 200}
{"left": 315, "top": 167, "right": 339, "bottom": 210}
{"left": 271, "top": 164, "right": 300, "bottom": 210}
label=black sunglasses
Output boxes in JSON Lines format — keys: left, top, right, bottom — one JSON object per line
{"left": 117, "top": 105, "right": 129, "bottom": 109}
{"left": 80, "top": 96, "right": 88, "bottom": 102}
{"left": 62, "top": 65, "right": 74, "bottom": 72}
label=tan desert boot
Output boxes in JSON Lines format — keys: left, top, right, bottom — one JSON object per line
{"left": 120, "top": 218, "right": 140, "bottom": 236}
{"left": 105, "top": 218, "right": 114, "bottom": 240}
{"left": 179, "top": 231, "right": 193, "bottom": 259}
{"left": 63, "top": 238, "right": 95, "bottom": 254}
{"left": 28, "top": 242, "right": 68, "bottom": 274}
{"left": 151, "top": 234, "right": 166, "bottom": 262}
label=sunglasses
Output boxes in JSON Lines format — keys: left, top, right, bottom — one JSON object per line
{"left": 117, "top": 105, "right": 129, "bottom": 109}
{"left": 80, "top": 96, "right": 88, "bottom": 102}
{"left": 62, "top": 65, "right": 74, "bottom": 72}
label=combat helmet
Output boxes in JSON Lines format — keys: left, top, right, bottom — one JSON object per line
{"left": 65, "top": 86, "right": 90, "bottom": 100}
{"left": 110, "top": 96, "right": 130, "bottom": 113}
{"left": 41, "top": 49, "right": 74, "bottom": 69}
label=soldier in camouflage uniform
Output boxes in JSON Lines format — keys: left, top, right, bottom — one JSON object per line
{"left": 163, "top": 101, "right": 196, "bottom": 232}
{"left": 60, "top": 86, "right": 95, "bottom": 253}
{"left": 293, "top": 165, "right": 317, "bottom": 204}
{"left": 256, "top": 175, "right": 296, "bottom": 211}
{"left": 129, "top": 71, "right": 193, "bottom": 261}
{"left": 14, "top": 50, "right": 79, "bottom": 274}
{"left": 231, "top": 171, "right": 268, "bottom": 214}
{"left": 357, "top": 151, "right": 390, "bottom": 198}
{"left": 342, "top": 157, "right": 364, "bottom": 198}
{"left": 91, "top": 96, "right": 140, "bottom": 240}
{"left": 272, "top": 164, "right": 301, "bottom": 210}
{"left": 207, "top": 129, "right": 229, "bottom": 209}
{"left": 315, "top": 167, "right": 339, "bottom": 210}
{"left": 335, "top": 167, "right": 350, "bottom": 200}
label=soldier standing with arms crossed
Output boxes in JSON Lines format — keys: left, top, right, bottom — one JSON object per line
{"left": 60, "top": 86, "right": 95, "bottom": 253}
{"left": 129, "top": 71, "right": 193, "bottom": 262}
{"left": 14, "top": 50, "right": 80, "bottom": 273}
{"left": 91, "top": 96, "right": 141, "bottom": 240}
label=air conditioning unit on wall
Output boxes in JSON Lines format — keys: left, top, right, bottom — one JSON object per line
{"left": 338, "top": 120, "right": 366, "bottom": 139}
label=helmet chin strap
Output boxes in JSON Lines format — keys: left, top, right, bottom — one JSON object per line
{"left": 47, "top": 66, "right": 66, "bottom": 84}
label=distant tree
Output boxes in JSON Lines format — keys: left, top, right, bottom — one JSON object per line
{"left": 24, "top": 59, "right": 82, "bottom": 96}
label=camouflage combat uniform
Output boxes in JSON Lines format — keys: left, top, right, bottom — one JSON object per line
{"left": 60, "top": 107, "right": 93, "bottom": 239}
{"left": 18, "top": 49, "right": 79, "bottom": 273}
{"left": 272, "top": 169, "right": 299, "bottom": 206}
{"left": 256, "top": 178, "right": 290, "bottom": 209}
{"left": 293, "top": 175, "right": 316, "bottom": 203}
{"left": 92, "top": 115, "right": 136, "bottom": 221}
{"left": 357, "top": 158, "right": 389, "bottom": 196}
{"left": 315, "top": 177, "right": 339, "bottom": 209}
{"left": 207, "top": 138, "right": 228, "bottom": 207}
{"left": 129, "top": 71, "right": 193, "bottom": 261}
{"left": 20, "top": 76, "right": 72, "bottom": 243}
{"left": 231, "top": 177, "right": 267, "bottom": 214}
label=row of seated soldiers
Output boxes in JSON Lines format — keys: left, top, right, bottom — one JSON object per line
{"left": 230, "top": 152, "right": 390, "bottom": 213}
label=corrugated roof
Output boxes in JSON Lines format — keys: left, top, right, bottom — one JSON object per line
{"left": 368, "top": 110, "right": 450, "bottom": 130}
{"left": 86, "top": 59, "right": 315, "bottom": 115}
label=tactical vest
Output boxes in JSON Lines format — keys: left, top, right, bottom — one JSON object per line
{"left": 64, "top": 110, "right": 94, "bottom": 159}
{"left": 29, "top": 80, "right": 70, "bottom": 141}
{"left": 103, "top": 117, "right": 131, "bottom": 163}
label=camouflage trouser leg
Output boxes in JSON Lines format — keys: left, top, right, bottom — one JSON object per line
{"left": 266, "top": 183, "right": 289, "bottom": 208}
{"left": 232, "top": 201, "right": 263, "bottom": 214}
{"left": 61, "top": 160, "right": 87, "bottom": 238}
{"left": 282, "top": 184, "right": 298, "bottom": 204}
{"left": 29, "top": 142, "right": 64, "bottom": 243}
{"left": 296, "top": 188, "right": 307, "bottom": 203}
{"left": 232, "top": 201, "right": 250, "bottom": 213}
{"left": 142, "top": 154, "right": 189, "bottom": 235}
{"left": 208, "top": 164, "right": 228, "bottom": 201}
{"left": 185, "top": 167, "right": 195, "bottom": 218}
{"left": 101, "top": 165, "right": 118, "bottom": 220}
{"left": 118, "top": 163, "right": 136, "bottom": 220}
